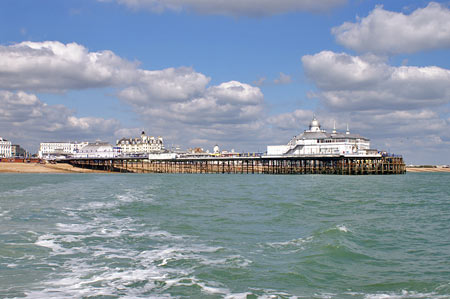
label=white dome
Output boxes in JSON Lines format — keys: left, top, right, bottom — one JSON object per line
{"left": 213, "top": 145, "right": 220, "bottom": 153}
{"left": 309, "top": 116, "right": 321, "bottom": 132}
{"left": 310, "top": 119, "right": 320, "bottom": 128}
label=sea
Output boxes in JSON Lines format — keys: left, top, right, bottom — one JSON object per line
{"left": 0, "top": 173, "right": 449, "bottom": 299}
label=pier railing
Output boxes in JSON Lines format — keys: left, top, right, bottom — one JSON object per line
{"left": 61, "top": 155, "right": 406, "bottom": 175}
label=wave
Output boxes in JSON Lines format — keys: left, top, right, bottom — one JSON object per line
{"left": 264, "top": 224, "right": 350, "bottom": 251}
{"left": 363, "top": 290, "right": 450, "bottom": 299}
{"left": 28, "top": 210, "right": 250, "bottom": 299}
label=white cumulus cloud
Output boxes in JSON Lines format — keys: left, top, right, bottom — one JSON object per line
{"left": 332, "top": 2, "right": 450, "bottom": 54}
{"left": 0, "top": 90, "right": 120, "bottom": 150}
{"left": 104, "top": 0, "right": 347, "bottom": 16}
{"left": 121, "top": 80, "right": 264, "bottom": 125}
{"left": 302, "top": 51, "right": 450, "bottom": 111}
{"left": 118, "top": 67, "right": 210, "bottom": 104}
{"left": 0, "top": 41, "right": 137, "bottom": 92}
{"left": 0, "top": 40, "right": 272, "bottom": 152}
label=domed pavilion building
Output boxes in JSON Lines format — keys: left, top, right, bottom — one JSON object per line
{"left": 267, "top": 116, "right": 375, "bottom": 156}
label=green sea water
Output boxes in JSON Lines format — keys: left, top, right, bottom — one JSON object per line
{"left": 0, "top": 173, "right": 449, "bottom": 299}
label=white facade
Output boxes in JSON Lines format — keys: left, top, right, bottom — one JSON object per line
{"left": 267, "top": 117, "right": 373, "bottom": 156}
{"left": 38, "top": 141, "right": 89, "bottom": 159}
{"left": 117, "top": 131, "right": 164, "bottom": 155}
{"left": 0, "top": 137, "right": 12, "bottom": 158}
{"left": 72, "top": 142, "right": 119, "bottom": 158}
{"left": 148, "top": 152, "right": 178, "bottom": 160}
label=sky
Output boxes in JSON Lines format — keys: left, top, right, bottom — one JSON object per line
{"left": 1, "top": 0, "right": 449, "bottom": 164}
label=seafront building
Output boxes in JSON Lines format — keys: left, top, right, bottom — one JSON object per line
{"left": 61, "top": 116, "right": 405, "bottom": 175}
{"left": 267, "top": 116, "right": 374, "bottom": 156}
{"left": 116, "top": 131, "right": 164, "bottom": 156}
{"left": 0, "top": 137, "right": 12, "bottom": 158}
{"left": 38, "top": 141, "right": 88, "bottom": 159}
{"left": 72, "top": 142, "right": 119, "bottom": 158}
{"left": 11, "top": 145, "right": 27, "bottom": 158}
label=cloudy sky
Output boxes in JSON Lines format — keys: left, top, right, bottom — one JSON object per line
{"left": 1, "top": 0, "right": 449, "bottom": 164}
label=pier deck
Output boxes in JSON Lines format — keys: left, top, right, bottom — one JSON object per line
{"left": 61, "top": 155, "right": 405, "bottom": 175}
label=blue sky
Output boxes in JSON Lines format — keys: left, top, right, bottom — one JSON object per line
{"left": 1, "top": 0, "right": 449, "bottom": 164}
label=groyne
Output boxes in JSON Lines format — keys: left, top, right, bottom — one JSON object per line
{"left": 63, "top": 155, "right": 405, "bottom": 175}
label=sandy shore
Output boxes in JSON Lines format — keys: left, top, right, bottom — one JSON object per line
{"left": 0, "top": 162, "right": 107, "bottom": 173}
{"left": 406, "top": 167, "right": 450, "bottom": 173}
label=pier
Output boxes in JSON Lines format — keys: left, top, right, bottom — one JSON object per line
{"left": 62, "top": 155, "right": 405, "bottom": 175}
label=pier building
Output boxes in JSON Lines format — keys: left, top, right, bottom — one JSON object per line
{"left": 267, "top": 116, "right": 373, "bottom": 156}
{"left": 73, "top": 142, "right": 119, "bottom": 158}
{"left": 116, "top": 131, "right": 164, "bottom": 155}
{"left": 0, "top": 137, "right": 12, "bottom": 158}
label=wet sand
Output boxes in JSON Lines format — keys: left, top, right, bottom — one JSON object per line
{"left": 0, "top": 162, "right": 106, "bottom": 173}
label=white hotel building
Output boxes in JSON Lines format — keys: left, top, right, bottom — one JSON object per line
{"left": 267, "top": 116, "right": 375, "bottom": 156}
{"left": 38, "top": 141, "right": 89, "bottom": 159}
{"left": 0, "top": 137, "right": 12, "bottom": 158}
{"left": 117, "top": 131, "right": 164, "bottom": 155}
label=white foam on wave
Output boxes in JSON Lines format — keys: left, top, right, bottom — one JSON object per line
{"left": 67, "top": 189, "right": 153, "bottom": 214}
{"left": 34, "top": 234, "right": 87, "bottom": 255}
{"left": 198, "top": 254, "right": 252, "bottom": 268}
{"left": 116, "top": 189, "right": 153, "bottom": 203}
{"left": 138, "top": 243, "right": 224, "bottom": 270}
{"left": 336, "top": 224, "right": 349, "bottom": 233}
{"left": 266, "top": 235, "right": 314, "bottom": 253}
{"left": 147, "top": 230, "right": 184, "bottom": 241}
{"left": 196, "top": 280, "right": 230, "bottom": 295}
{"left": 23, "top": 254, "right": 169, "bottom": 298}
{"left": 86, "top": 201, "right": 118, "bottom": 210}
{"left": 161, "top": 276, "right": 230, "bottom": 296}
{"left": 56, "top": 223, "right": 89, "bottom": 233}
{"left": 364, "top": 290, "right": 450, "bottom": 299}
{"left": 242, "top": 288, "right": 296, "bottom": 299}
{"left": 56, "top": 215, "right": 138, "bottom": 240}
{"left": 35, "top": 234, "right": 66, "bottom": 253}
{"left": 224, "top": 292, "right": 253, "bottom": 299}
{"left": 27, "top": 219, "right": 248, "bottom": 299}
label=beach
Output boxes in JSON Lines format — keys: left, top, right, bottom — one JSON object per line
{"left": 406, "top": 167, "right": 450, "bottom": 173}
{"left": 0, "top": 162, "right": 106, "bottom": 173}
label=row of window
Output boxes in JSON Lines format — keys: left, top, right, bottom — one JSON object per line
{"left": 317, "top": 139, "right": 364, "bottom": 143}
{"left": 119, "top": 141, "right": 163, "bottom": 145}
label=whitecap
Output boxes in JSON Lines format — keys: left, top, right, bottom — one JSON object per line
{"left": 35, "top": 234, "right": 65, "bottom": 253}
{"left": 336, "top": 224, "right": 349, "bottom": 233}
{"left": 364, "top": 290, "right": 450, "bottom": 299}
{"left": 197, "top": 281, "right": 230, "bottom": 295}
{"left": 28, "top": 224, "right": 245, "bottom": 298}
{"left": 265, "top": 236, "right": 314, "bottom": 253}
{"left": 115, "top": 189, "right": 153, "bottom": 203}
{"left": 56, "top": 223, "right": 89, "bottom": 233}
{"left": 35, "top": 234, "right": 87, "bottom": 255}
{"left": 224, "top": 292, "right": 253, "bottom": 299}
{"left": 147, "top": 230, "right": 184, "bottom": 241}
